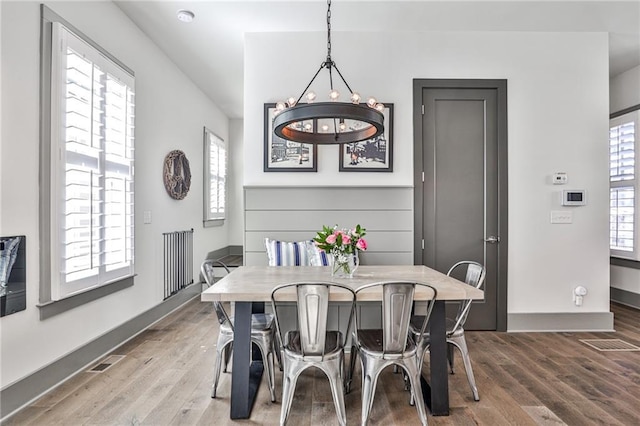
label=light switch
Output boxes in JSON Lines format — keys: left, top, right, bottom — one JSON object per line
{"left": 143, "top": 210, "right": 152, "bottom": 224}
{"left": 550, "top": 211, "right": 572, "bottom": 224}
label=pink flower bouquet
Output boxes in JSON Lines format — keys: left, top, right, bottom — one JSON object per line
{"left": 314, "top": 224, "right": 367, "bottom": 276}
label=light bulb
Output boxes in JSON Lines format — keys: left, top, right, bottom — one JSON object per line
{"left": 339, "top": 122, "right": 347, "bottom": 132}
{"left": 303, "top": 122, "right": 312, "bottom": 131}
{"left": 275, "top": 101, "right": 286, "bottom": 111}
{"left": 375, "top": 103, "right": 385, "bottom": 112}
{"left": 287, "top": 97, "right": 297, "bottom": 107}
{"left": 306, "top": 91, "right": 317, "bottom": 103}
{"left": 350, "top": 92, "right": 361, "bottom": 104}
{"left": 321, "top": 124, "right": 329, "bottom": 132}
{"left": 329, "top": 90, "right": 340, "bottom": 101}
{"left": 367, "top": 97, "right": 377, "bottom": 108}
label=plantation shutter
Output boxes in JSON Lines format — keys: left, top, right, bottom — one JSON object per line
{"left": 204, "top": 129, "right": 226, "bottom": 222}
{"left": 51, "top": 23, "right": 135, "bottom": 300}
{"left": 609, "top": 115, "right": 637, "bottom": 258}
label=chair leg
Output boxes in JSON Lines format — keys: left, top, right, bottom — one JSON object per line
{"left": 346, "top": 343, "right": 358, "bottom": 393}
{"left": 268, "top": 350, "right": 277, "bottom": 402}
{"left": 360, "top": 356, "right": 383, "bottom": 426}
{"left": 324, "top": 358, "right": 347, "bottom": 426}
{"left": 409, "top": 345, "right": 429, "bottom": 407}
{"left": 223, "top": 343, "right": 232, "bottom": 373}
{"left": 273, "top": 330, "right": 283, "bottom": 371}
{"left": 403, "top": 359, "right": 428, "bottom": 426}
{"left": 447, "top": 342, "right": 455, "bottom": 374}
{"left": 212, "top": 340, "right": 232, "bottom": 398}
{"left": 280, "top": 358, "right": 305, "bottom": 426}
{"left": 449, "top": 335, "right": 479, "bottom": 401}
{"left": 255, "top": 338, "right": 277, "bottom": 402}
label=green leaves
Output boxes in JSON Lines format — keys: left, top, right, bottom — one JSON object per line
{"left": 313, "top": 224, "right": 367, "bottom": 254}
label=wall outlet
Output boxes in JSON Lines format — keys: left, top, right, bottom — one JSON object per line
{"left": 550, "top": 211, "right": 572, "bottom": 224}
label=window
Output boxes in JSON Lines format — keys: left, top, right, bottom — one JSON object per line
{"left": 49, "top": 22, "right": 135, "bottom": 300}
{"left": 610, "top": 109, "right": 639, "bottom": 260}
{"left": 203, "top": 128, "right": 227, "bottom": 226}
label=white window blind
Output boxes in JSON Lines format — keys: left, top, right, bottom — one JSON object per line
{"left": 50, "top": 23, "right": 135, "bottom": 300}
{"left": 610, "top": 111, "right": 638, "bottom": 260}
{"left": 203, "top": 128, "right": 226, "bottom": 224}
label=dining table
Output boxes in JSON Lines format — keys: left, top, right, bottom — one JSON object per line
{"left": 200, "top": 264, "right": 484, "bottom": 419}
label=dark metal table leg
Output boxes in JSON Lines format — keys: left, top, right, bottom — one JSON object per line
{"left": 422, "top": 300, "right": 449, "bottom": 415}
{"left": 230, "top": 302, "right": 264, "bottom": 419}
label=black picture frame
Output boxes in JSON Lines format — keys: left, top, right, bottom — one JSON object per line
{"left": 1, "top": 235, "right": 26, "bottom": 317}
{"left": 264, "top": 103, "right": 318, "bottom": 172}
{"left": 339, "top": 103, "right": 394, "bottom": 172}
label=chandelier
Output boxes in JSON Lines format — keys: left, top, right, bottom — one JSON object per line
{"left": 272, "top": 0, "right": 385, "bottom": 145}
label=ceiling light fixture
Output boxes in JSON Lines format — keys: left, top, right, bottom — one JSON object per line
{"left": 272, "top": 0, "right": 384, "bottom": 145}
{"left": 176, "top": 9, "right": 195, "bottom": 23}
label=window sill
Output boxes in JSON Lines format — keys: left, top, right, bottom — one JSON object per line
{"left": 37, "top": 276, "right": 134, "bottom": 320}
{"left": 610, "top": 257, "right": 640, "bottom": 269}
{"left": 203, "top": 219, "right": 225, "bottom": 228}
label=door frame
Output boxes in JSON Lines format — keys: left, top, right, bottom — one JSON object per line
{"left": 412, "top": 79, "right": 509, "bottom": 332}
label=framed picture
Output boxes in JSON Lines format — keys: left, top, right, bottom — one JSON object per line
{"left": 264, "top": 103, "right": 317, "bottom": 172}
{"left": 339, "top": 103, "right": 394, "bottom": 172}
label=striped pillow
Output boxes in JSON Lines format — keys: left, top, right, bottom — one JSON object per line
{"left": 264, "top": 238, "right": 330, "bottom": 266}
{"left": 308, "top": 243, "right": 330, "bottom": 266}
{"left": 265, "top": 238, "right": 311, "bottom": 266}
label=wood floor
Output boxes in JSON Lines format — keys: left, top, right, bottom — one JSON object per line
{"left": 4, "top": 300, "right": 640, "bottom": 425}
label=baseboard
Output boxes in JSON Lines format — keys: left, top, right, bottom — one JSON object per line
{"left": 0, "top": 283, "right": 201, "bottom": 421}
{"left": 611, "top": 287, "right": 640, "bottom": 309}
{"left": 507, "top": 311, "right": 615, "bottom": 332}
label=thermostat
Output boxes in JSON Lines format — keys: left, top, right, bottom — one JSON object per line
{"left": 561, "top": 190, "right": 586, "bottom": 206}
{"left": 552, "top": 172, "right": 568, "bottom": 185}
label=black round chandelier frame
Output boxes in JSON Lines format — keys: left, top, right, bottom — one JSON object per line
{"left": 272, "top": 0, "right": 385, "bottom": 145}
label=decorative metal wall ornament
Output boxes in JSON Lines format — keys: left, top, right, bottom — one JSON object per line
{"left": 272, "top": 0, "right": 385, "bottom": 145}
{"left": 163, "top": 150, "right": 191, "bottom": 200}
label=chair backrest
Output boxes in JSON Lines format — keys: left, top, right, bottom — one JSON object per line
{"left": 355, "top": 282, "right": 437, "bottom": 355}
{"left": 271, "top": 282, "right": 355, "bottom": 358}
{"left": 447, "top": 261, "right": 486, "bottom": 333}
{"left": 201, "top": 259, "right": 232, "bottom": 329}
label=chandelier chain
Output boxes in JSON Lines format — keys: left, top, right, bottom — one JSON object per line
{"left": 327, "top": 0, "right": 332, "bottom": 60}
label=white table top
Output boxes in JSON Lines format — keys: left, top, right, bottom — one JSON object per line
{"left": 201, "top": 265, "right": 484, "bottom": 303}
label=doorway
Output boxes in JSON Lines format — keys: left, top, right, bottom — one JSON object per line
{"left": 413, "top": 79, "right": 508, "bottom": 331}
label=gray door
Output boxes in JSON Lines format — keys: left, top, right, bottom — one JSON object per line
{"left": 413, "top": 80, "right": 508, "bottom": 331}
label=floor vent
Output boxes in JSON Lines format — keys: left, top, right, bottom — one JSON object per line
{"left": 88, "top": 355, "right": 125, "bottom": 373}
{"left": 579, "top": 339, "right": 640, "bottom": 352}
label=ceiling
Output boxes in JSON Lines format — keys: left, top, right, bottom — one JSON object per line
{"left": 114, "top": 0, "right": 640, "bottom": 119}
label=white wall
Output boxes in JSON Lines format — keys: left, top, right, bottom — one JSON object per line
{"left": 610, "top": 65, "right": 640, "bottom": 299}
{"left": 245, "top": 30, "right": 611, "bottom": 318}
{"left": 610, "top": 65, "right": 640, "bottom": 113}
{"left": 0, "top": 1, "right": 229, "bottom": 388}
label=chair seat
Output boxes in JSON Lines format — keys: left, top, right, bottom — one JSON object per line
{"left": 357, "top": 329, "right": 418, "bottom": 358}
{"left": 219, "top": 313, "right": 275, "bottom": 334}
{"left": 283, "top": 330, "right": 343, "bottom": 359}
{"left": 410, "top": 315, "right": 458, "bottom": 337}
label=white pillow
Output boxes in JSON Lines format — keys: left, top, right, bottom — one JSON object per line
{"left": 265, "top": 238, "right": 312, "bottom": 266}
{"left": 307, "top": 242, "right": 330, "bottom": 266}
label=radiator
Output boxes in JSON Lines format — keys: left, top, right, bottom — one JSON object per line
{"left": 162, "top": 228, "right": 194, "bottom": 300}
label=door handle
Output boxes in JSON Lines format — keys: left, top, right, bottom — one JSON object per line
{"left": 484, "top": 236, "right": 500, "bottom": 244}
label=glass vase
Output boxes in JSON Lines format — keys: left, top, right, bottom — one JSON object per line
{"left": 330, "top": 251, "right": 359, "bottom": 278}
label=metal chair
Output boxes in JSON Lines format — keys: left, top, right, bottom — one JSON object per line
{"left": 201, "top": 259, "right": 277, "bottom": 402}
{"left": 410, "top": 261, "right": 486, "bottom": 402}
{"left": 271, "top": 282, "right": 356, "bottom": 426}
{"left": 348, "top": 281, "right": 437, "bottom": 426}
